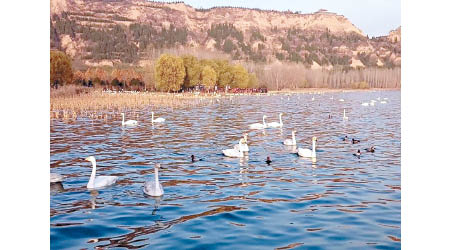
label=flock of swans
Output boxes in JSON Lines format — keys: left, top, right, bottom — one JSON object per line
{"left": 51, "top": 94, "right": 386, "bottom": 197}
{"left": 232, "top": 112, "right": 317, "bottom": 159}
{"left": 51, "top": 111, "right": 167, "bottom": 196}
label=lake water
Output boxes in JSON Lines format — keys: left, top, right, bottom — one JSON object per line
{"left": 50, "top": 90, "right": 400, "bottom": 249}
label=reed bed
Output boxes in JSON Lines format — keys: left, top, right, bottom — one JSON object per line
{"left": 50, "top": 89, "right": 252, "bottom": 120}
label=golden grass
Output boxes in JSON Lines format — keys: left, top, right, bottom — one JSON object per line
{"left": 50, "top": 87, "right": 244, "bottom": 120}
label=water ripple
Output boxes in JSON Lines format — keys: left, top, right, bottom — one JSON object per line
{"left": 51, "top": 90, "right": 400, "bottom": 249}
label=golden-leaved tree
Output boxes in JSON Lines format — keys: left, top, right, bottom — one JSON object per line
{"left": 155, "top": 54, "right": 185, "bottom": 92}
{"left": 201, "top": 65, "right": 217, "bottom": 89}
{"left": 50, "top": 50, "right": 73, "bottom": 87}
{"left": 231, "top": 65, "right": 249, "bottom": 88}
{"left": 182, "top": 55, "right": 201, "bottom": 88}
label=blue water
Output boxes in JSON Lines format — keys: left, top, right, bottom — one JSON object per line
{"left": 50, "top": 90, "right": 400, "bottom": 249}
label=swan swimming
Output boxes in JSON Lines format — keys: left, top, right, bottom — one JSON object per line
{"left": 298, "top": 137, "right": 317, "bottom": 158}
{"left": 151, "top": 112, "right": 165, "bottom": 123}
{"left": 267, "top": 113, "right": 283, "bottom": 128}
{"left": 223, "top": 139, "right": 245, "bottom": 158}
{"left": 50, "top": 173, "right": 64, "bottom": 183}
{"left": 249, "top": 115, "right": 267, "bottom": 129}
{"left": 343, "top": 109, "right": 348, "bottom": 120}
{"left": 143, "top": 163, "right": 164, "bottom": 197}
{"left": 234, "top": 133, "right": 249, "bottom": 152}
{"left": 121, "top": 113, "right": 138, "bottom": 126}
{"left": 362, "top": 102, "right": 369, "bottom": 106}
{"left": 283, "top": 131, "right": 297, "bottom": 146}
{"left": 339, "top": 99, "right": 345, "bottom": 102}
{"left": 85, "top": 156, "right": 118, "bottom": 189}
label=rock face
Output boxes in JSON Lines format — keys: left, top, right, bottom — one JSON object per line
{"left": 50, "top": 0, "right": 400, "bottom": 68}
{"left": 388, "top": 26, "right": 401, "bottom": 43}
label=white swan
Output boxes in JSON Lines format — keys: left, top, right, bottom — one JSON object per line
{"left": 234, "top": 133, "right": 249, "bottom": 152}
{"left": 267, "top": 113, "right": 283, "bottom": 128}
{"left": 380, "top": 100, "right": 387, "bottom": 104}
{"left": 361, "top": 102, "right": 369, "bottom": 106}
{"left": 121, "top": 113, "right": 138, "bottom": 126}
{"left": 339, "top": 99, "right": 345, "bottom": 102}
{"left": 143, "top": 163, "right": 164, "bottom": 196}
{"left": 249, "top": 115, "right": 267, "bottom": 129}
{"left": 298, "top": 137, "right": 317, "bottom": 158}
{"left": 223, "top": 139, "right": 244, "bottom": 158}
{"left": 85, "top": 156, "right": 118, "bottom": 189}
{"left": 151, "top": 112, "right": 165, "bottom": 123}
{"left": 50, "top": 173, "right": 64, "bottom": 183}
{"left": 343, "top": 109, "right": 348, "bottom": 120}
{"left": 283, "top": 130, "right": 296, "bottom": 146}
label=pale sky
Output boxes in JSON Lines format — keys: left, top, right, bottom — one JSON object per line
{"left": 161, "top": 0, "right": 400, "bottom": 37}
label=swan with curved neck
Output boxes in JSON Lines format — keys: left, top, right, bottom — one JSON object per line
{"left": 151, "top": 112, "right": 165, "bottom": 123}
{"left": 235, "top": 133, "right": 249, "bottom": 152}
{"left": 249, "top": 115, "right": 267, "bottom": 129}
{"left": 143, "top": 163, "right": 164, "bottom": 196}
{"left": 267, "top": 113, "right": 283, "bottom": 128}
{"left": 85, "top": 156, "right": 118, "bottom": 189}
{"left": 223, "top": 139, "right": 244, "bottom": 157}
{"left": 121, "top": 113, "right": 138, "bottom": 126}
{"left": 283, "top": 131, "right": 296, "bottom": 146}
{"left": 298, "top": 137, "right": 317, "bottom": 158}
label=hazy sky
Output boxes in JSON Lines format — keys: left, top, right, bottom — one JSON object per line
{"left": 165, "top": 0, "right": 400, "bottom": 37}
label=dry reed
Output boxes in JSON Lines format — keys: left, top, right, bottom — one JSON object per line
{"left": 50, "top": 88, "right": 246, "bottom": 120}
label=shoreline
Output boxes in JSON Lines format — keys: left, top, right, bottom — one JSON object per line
{"left": 268, "top": 88, "right": 400, "bottom": 94}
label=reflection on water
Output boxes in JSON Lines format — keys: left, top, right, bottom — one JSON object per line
{"left": 51, "top": 90, "right": 400, "bottom": 249}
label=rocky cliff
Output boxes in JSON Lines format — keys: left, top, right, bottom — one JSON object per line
{"left": 50, "top": 0, "right": 400, "bottom": 69}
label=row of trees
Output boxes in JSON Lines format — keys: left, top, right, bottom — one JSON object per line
{"left": 50, "top": 50, "right": 258, "bottom": 91}
{"left": 248, "top": 62, "right": 401, "bottom": 90}
{"left": 51, "top": 49, "right": 400, "bottom": 91}
{"left": 155, "top": 54, "right": 257, "bottom": 92}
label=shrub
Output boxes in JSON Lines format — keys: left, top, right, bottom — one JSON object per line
{"left": 50, "top": 50, "right": 73, "bottom": 87}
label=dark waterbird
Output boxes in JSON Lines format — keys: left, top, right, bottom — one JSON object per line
{"left": 342, "top": 136, "right": 348, "bottom": 141}
{"left": 352, "top": 138, "right": 360, "bottom": 144}
{"left": 365, "top": 146, "right": 375, "bottom": 153}
{"left": 191, "top": 155, "right": 203, "bottom": 162}
{"left": 265, "top": 156, "right": 272, "bottom": 165}
{"left": 353, "top": 149, "right": 361, "bottom": 159}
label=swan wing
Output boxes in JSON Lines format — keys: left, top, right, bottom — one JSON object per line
{"left": 241, "top": 144, "right": 249, "bottom": 152}
{"left": 223, "top": 149, "right": 240, "bottom": 157}
{"left": 284, "top": 139, "right": 295, "bottom": 145}
{"left": 249, "top": 123, "right": 263, "bottom": 129}
{"left": 143, "top": 180, "right": 164, "bottom": 196}
{"left": 50, "top": 173, "right": 64, "bottom": 183}
{"left": 298, "top": 148, "right": 312, "bottom": 157}
{"left": 154, "top": 118, "right": 165, "bottom": 122}
{"left": 94, "top": 176, "right": 118, "bottom": 188}
{"left": 124, "top": 120, "right": 138, "bottom": 125}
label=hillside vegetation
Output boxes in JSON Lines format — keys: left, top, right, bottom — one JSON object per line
{"left": 50, "top": 0, "right": 401, "bottom": 89}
